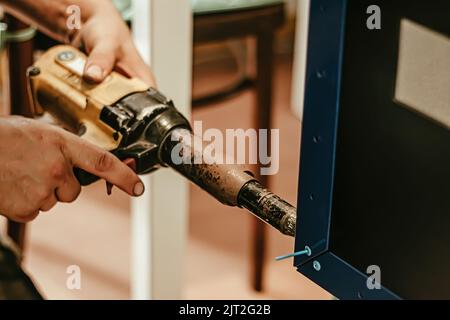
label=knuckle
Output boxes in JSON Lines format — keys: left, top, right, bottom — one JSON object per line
{"left": 62, "top": 185, "right": 81, "bottom": 203}
{"left": 93, "top": 151, "right": 114, "bottom": 172}
{"left": 50, "top": 162, "right": 67, "bottom": 180}
{"left": 26, "top": 210, "right": 40, "bottom": 222}
{"left": 40, "top": 129, "right": 61, "bottom": 145}
{"left": 59, "top": 142, "right": 69, "bottom": 159}
{"left": 73, "top": 183, "right": 82, "bottom": 200}
{"left": 35, "top": 186, "right": 52, "bottom": 202}
{"left": 18, "top": 209, "right": 40, "bottom": 222}
{"left": 69, "top": 186, "right": 82, "bottom": 203}
{"left": 49, "top": 131, "right": 64, "bottom": 146}
{"left": 40, "top": 202, "right": 56, "bottom": 212}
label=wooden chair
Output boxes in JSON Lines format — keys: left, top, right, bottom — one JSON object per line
{"left": 191, "top": 0, "right": 285, "bottom": 292}
{"left": 4, "top": 15, "right": 35, "bottom": 255}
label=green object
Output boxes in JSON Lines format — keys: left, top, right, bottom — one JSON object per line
{"left": 112, "top": 0, "right": 133, "bottom": 21}
{"left": 191, "top": 0, "right": 283, "bottom": 14}
{"left": 0, "top": 23, "right": 37, "bottom": 50}
{"left": 112, "top": 0, "right": 283, "bottom": 21}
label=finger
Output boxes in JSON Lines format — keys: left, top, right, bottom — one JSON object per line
{"left": 117, "top": 47, "right": 157, "bottom": 87}
{"left": 105, "top": 158, "right": 137, "bottom": 195}
{"left": 40, "top": 192, "right": 58, "bottom": 212}
{"left": 62, "top": 132, "right": 144, "bottom": 197}
{"left": 55, "top": 171, "right": 82, "bottom": 203}
{"left": 83, "top": 38, "right": 117, "bottom": 83}
{"left": 14, "top": 210, "right": 40, "bottom": 223}
{"left": 133, "top": 66, "right": 157, "bottom": 87}
{"left": 70, "top": 31, "right": 83, "bottom": 50}
{"left": 115, "top": 60, "right": 156, "bottom": 87}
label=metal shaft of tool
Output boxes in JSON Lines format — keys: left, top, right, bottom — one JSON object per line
{"left": 237, "top": 180, "right": 296, "bottom": 237}
{"left": 159, "top": 128, "right": 296, "bottom": 237}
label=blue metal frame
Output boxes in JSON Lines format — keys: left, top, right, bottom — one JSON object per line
{"left": 294, "top": 0, "right": 400, "bottom": 299}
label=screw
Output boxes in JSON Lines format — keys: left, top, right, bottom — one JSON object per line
{"left": 313, "top": 260, "right": 321, "bottom": 271}
{"left": 77, "top": 124, "right": 87, "bottom": 137}
{"left": 316, "top": 70, "right": 327, "bottom": 79}
{"left": 58, "top": 51, "right": 75, "bottom": 61}
{"left": 27, "top": 66, "right": 40, "bottom": 77}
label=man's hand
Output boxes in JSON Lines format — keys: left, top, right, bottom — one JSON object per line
{"left": 0, "top": 0, "right": 156, "bottom": 86}
{"left": 74, "top": 1, "right": 156, "bottom": 86}
{"left": 0, "top": 116, "right": 145, "bottom": 223}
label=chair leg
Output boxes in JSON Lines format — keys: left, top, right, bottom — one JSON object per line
{"left": 251, "top": 29, "right": 275, "bottom": 292}
{"left": 5, "top": 15, "right": 35, "bottom": 253}
{"left": 251, "top": 218, "right": 266, "bottom": 292}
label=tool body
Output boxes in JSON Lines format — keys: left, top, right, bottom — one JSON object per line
{"left": 27, "top": 45, "right": 296, "bottom": 236}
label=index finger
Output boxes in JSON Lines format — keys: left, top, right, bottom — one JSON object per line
{"left": 117, "top": 44, "right": 157, "bottom": 87}
{"left": 62, "top": 132, "right": 145, "bottom": 197}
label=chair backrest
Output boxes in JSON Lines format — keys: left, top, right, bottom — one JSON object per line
{"left": 192, "top": 0, "right": 283, "bottom": 15}
{"left": 112, "top": 0, "right": 284, "bottom": 19}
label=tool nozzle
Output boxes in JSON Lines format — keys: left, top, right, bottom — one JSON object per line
{"left": 161, "top": 128, "right": 297, "bottom": 237}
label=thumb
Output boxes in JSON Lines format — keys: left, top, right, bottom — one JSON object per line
{"left": 83, "top": 39, "right": 117, "bottom": 83}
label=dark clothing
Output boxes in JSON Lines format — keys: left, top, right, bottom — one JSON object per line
{"left": 0, "top": 239, "right": 43, "bottom": 300}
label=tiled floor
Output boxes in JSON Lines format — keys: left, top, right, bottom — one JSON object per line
{"left": 9, "top": 52, "right": 331, "bottom": 300}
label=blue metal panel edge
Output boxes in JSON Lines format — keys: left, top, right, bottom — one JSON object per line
{"left": 298, "top": 252, "right": 400, "bottom": 300}
{"left": 294, "top": 0, "right": 347, "bottom": 265}
{"left": 293, "top": 0, "right": 402, "bottom": 299}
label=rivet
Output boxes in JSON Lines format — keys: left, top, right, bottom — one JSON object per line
{"left": 58, "top": 51, "right": 75, "bottom": 61}
{"left": 317, "top": 70, "right": 327, "bottom": 79}
{"left": 313, "top": 260, "right": 321, "bottom": 271}
{"left": 27, "top": 66, "right": 40, "bottom": 77}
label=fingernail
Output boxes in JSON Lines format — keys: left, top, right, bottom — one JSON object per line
{"left": 133, "top": 182, "right": 145, "bottom": 196}
{"left": 86, "top": 65, "right": 103, "bottom": 81}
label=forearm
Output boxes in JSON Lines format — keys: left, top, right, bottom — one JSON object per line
{"left": 0, "top": 0, "right": 112, "bottom": 43}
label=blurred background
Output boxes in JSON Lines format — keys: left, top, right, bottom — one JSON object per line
{"left": 0, "top": 0, "right": 331, "bottom": 299}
